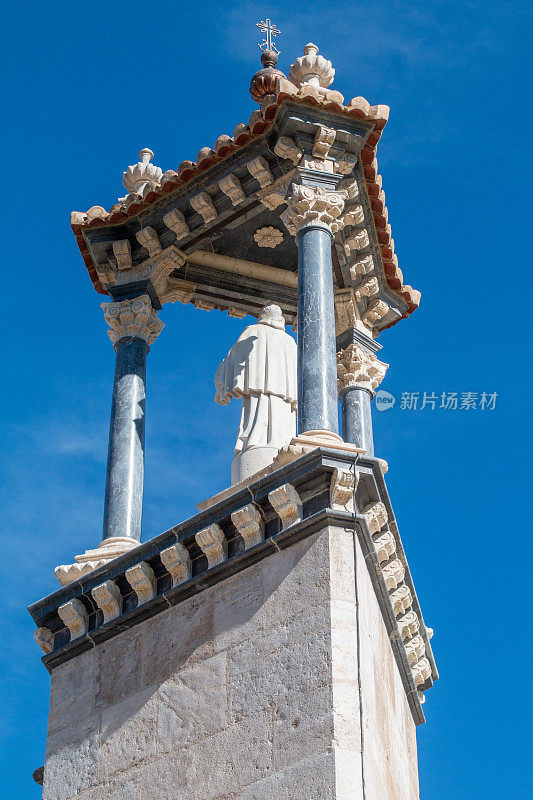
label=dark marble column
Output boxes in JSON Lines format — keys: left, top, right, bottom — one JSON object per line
{"left": 339, "top": 386, "right": 374, "bottom": 455}
{"left": 296, "top": 224, "right": 339, "bottom": 435}
{"left": 103, "top": 337, "right": 148, "bottom": 542}
{"left": 336, "top": 328, "right": 388, "bottom": 456}
{"left": 101, "top": 294, "right": 163, "bottom": 543}
{"left": 283, "top": 180, "right": 345, "bottom": 437}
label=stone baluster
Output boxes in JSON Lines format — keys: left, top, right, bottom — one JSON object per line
{"left": 282, "top": 183, "right": 345, "bottom": 435}
{"left": 101, "top": 294, "right": 164, "bottom": 544}
{"left": 336, "top": 339, "right": 388, "bottom": 456}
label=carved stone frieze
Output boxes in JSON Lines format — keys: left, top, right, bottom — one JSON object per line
{"left": 160, "top": 543, "right": 192, "bottom": 586}
{"left": 334, "top": 288, "right": 357, "bottom": 336}
{"left": 193, "top": 299, "right": 215, "bottom": 311}
{"left": 362, "top": 500, "right": 388, "bottom": 533}
{"left": 354, "top": 277, "right": 380, "bottom": 301}
{"left": 340, "top": 176, "right": 359, "bottom": 199}
{"left": 281, "top": 184, "right": 345, "bottom": 236}
{"left": 404, "top": 634, "right": 426, "bottom": 666}
{"left": 102, "top": 294, "right": 164, "bottom": 346}
{"left": 330, "top": 467, "right": 357, "bottom": 511}
{"left": 350, "top": 255, "right": 374, "bottom": 277}
{"left": 91, "top": 580, "right": 122, "bottom": 623}
{"left": 389, "top": 584, "right": 413, "bottom": 616}
{"left": 163, "top": 208, "right": 190, "bottom": 240}
{"left": 362, "top": 299, "right": 390, "bottom": 327}
{"left": 397, "top": 610, "right": 420, "bottom": 641}
{"left": 190, "top": 191, "right": 217, "bottom": 223}
{"left": 159, "top": 278, "right": 197, "bottom": 305}
{"left": 344, "top": 229, "right": 370, "bottom": 253}
{"left": 112, "top": 240, "right": 132, "bottom": 270}
{"left": 231, "top": 504, "right": 264, "bottom": 548}
{"left": 268, "top": 483, "right": 302, "bottom": 528}
{"left": 219, "top": 174, "right": 245, "bottom": 206}
{"left": 58, "top": 599, "right": 88, "bottom": 641}
{"left": 136, "top": 226, "right": 162, "bottom": 257}
{"left": 372, "top": 530, "right": 396, "bottom": 563}
{"left": 247, "top": 156, "right": 274, "bottom": 188}
{"left": 412, "top": 657, "right": 432, "bottom": 686}
{"left": 382, "top": 558, "right": 405, "bottom": 591}
{"left": 34, "top": 627, "right": 54, "bottom": 654}
{"left": 125, "top": 562, "right": 156, "bottom": 605}
{"left": 335, "top": 153, "right": 358, "bottom": 175}
{"left": 337, "top": 343, "right": 389, "bottom": 394}
{"left": 343, "top": 205, "right": 365, "bottom": 227}
{"left": 312, "top": 125, "right": 336, "bottom": 160}
{"left": 195, "top": 523, "right": 227, "bottom": 567}
{"left": 274, "top": 136, "right": 303, "bottom": 165}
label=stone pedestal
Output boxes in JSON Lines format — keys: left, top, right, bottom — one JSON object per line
{"left": 31, "top": 452, "right": 436, "bottom": 800}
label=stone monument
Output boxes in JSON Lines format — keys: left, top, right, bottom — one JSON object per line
{"left": 215, "top": 303, "right": 297, "bottom": 484}
{"left": 29, "top": 26, "right": 437, "bottom": 800}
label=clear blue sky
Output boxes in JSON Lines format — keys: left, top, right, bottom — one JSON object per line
{"left": 1, "top": 0, "right": 531, "bottom": 797}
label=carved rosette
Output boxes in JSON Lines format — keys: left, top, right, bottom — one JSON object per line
{"left": 254, "top": 226, "right": 284, "bottom": 248}
{"left": 281, "top": 184, "right": 345, "bottom": 236}
{"left": 102, "top": 294, "right": 164, "bottom": 347}
{"left": 337, "top": 343, "right": 388, "bottom": 395}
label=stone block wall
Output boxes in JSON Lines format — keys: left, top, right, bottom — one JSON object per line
{"left": 43, "top": 524, "right": 418, "bottom": 800}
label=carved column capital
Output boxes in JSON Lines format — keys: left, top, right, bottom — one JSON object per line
{"left": 102, "top": 294, "right": 164, "bottom": 347}
{"left": 281, "top": 183, "right": 345, "bottom": 236}
{"left": 337, "top": 342, "right": 388, "bottom": 395}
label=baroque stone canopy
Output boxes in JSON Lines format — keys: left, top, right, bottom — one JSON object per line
{"left": 71, "top": 43, "right": 420, "bottom": 336}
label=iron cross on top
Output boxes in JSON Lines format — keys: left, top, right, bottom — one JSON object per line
{"left": 256, "top": 18, "right": 281, "bottom": 54}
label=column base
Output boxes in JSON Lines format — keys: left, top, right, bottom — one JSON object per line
{"left": 54, "top": 536, "right": 140, "bottom": 586}
{"left": 198, "top": 432, "right": 387, "bottom": 514}
{"left": 273, "top": 429, "right": 364, "bottom": 467}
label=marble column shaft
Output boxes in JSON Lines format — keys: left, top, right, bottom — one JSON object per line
{"left": 296, "top": 224, "right": 339, "bottom": 435}
{"left": 340, "top": 386, "right": 374, "bottom": 456}
{"left": 101, "top": 293, "right": 163, "bottom": 543}
{"left": 103, "top": 336, "right": 148, "bottom": 542}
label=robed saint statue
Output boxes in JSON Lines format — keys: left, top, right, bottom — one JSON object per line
{"left": 214, "top": 304, "right": 297, "bottom": 484}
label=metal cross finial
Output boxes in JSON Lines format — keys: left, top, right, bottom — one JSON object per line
{"left": 256, "top": 18, "right": 281, "bottom": 55}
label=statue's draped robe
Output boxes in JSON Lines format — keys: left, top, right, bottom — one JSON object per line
{"left": 214, "top": 323, "right": 297, "bottom": 455}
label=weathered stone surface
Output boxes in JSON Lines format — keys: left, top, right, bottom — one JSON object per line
{"left": 43, "top": 716, "right": 99, "bottom": 799}
{"left": 42, "top": 525, "right": 419, "bottom": 800}
{"left": 157, "top": 653, "right": 229, "bottom": 750}
{"left": 98, "top": 689, "right": 158, "bottom": 779}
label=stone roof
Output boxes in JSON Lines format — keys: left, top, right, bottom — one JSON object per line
{"left": 71, "top": 77, "right": 420, "bottom": 324}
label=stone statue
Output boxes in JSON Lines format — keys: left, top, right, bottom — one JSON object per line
{"left": 215, "top": 304, "right": 297, "bottom": 484}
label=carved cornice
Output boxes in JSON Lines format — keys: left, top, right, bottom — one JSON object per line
{"left": 334, "top": 288, "right": 358, "bottom": 336}
{"left": 102, "top": 294, "right": 164, "bottom": 347}
{"left": 337, "top": 342, "right": 388, "bottom": 394}
{"left": 31, "top": 451, "right": 437, "bottom": 716}
{"left": 98, "top": 245, "right": 186, "bottom": 307}
{"left": 281, "top": 184, "right": 345, "bottom": 236}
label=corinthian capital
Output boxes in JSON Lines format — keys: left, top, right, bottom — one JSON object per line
{"left": 102, "top": 294, "right": 164, "bottom": 347}
{"left": 337, "top": 342, "right": 388, "bottom": 394}
{"left": 281, "top": 184, "right": 345, "bottom": 236}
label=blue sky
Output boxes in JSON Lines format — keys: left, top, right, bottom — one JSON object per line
{"left": 1, "top": 0, "right": 531, "bottom": 796}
